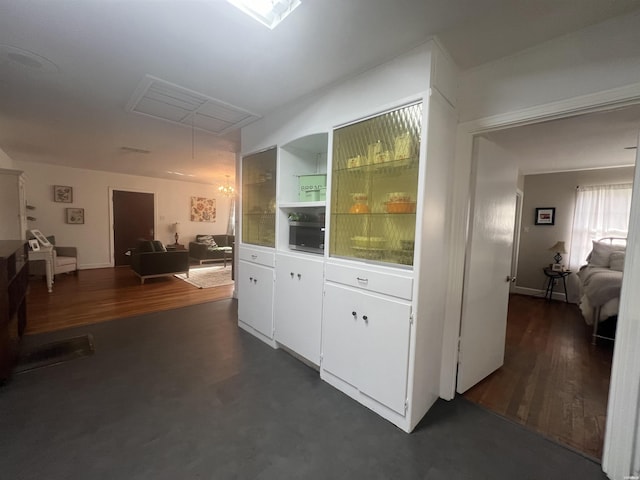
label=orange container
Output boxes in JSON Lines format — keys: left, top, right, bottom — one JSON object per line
{"left": 385, "top": 201, "right": 416, "bottom": 214}
{"left": 349, "top": 202, "right": 370, "bottom": 214}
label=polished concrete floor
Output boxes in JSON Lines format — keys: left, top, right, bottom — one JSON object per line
{"left": 0, "top": 300, "right": 606, "bottom": 479}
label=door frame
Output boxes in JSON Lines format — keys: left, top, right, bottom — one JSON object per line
{"left": 108, "top": 187, "right": 157, "bottom": 267}
{"left": 441, "top": 82, "right": 640, "bottom": 478}
{"left": 510, "top": 189, "right": 523, "bottom": 293}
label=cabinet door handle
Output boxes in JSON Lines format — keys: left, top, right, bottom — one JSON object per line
{"left": 249, "top": 276, "right": 253, "bottom": 282}
{"left": 290, "top": 272, "right": 294, "bottom": 278}
{"left": 251, "top": 254, "right": 257, "bottom": 259}
{"left": 352, "top": 311, "right": 357, "bottom": 318}
{"left": 362, "top": 315, "right": 368, "bottom": 323}
{"left": 297, "top": 273, "right": 302, "bottom": 280}
{"left": 356, "top": 277, "right": 368, "bottom": 283}
{"left": 253, "top": 278, "right": 258, "bottom": 284}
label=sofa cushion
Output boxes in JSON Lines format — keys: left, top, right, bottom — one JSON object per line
{"left": 196, "top": 234, "right": 218, "bottom": 247}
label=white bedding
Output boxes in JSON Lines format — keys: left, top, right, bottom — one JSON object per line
{"left": 577, "top": 265, "right": 623, "bottom": 326}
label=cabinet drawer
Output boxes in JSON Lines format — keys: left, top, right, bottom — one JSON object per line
{"left": 239, "top": 246, "right": 275, "bottom": 268}
{"left": 325, "top": 263, "right": 413, "bottom": 300}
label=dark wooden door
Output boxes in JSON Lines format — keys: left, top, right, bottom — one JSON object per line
{"left": 113, "top": 190, "right": 154, "bottom": 266}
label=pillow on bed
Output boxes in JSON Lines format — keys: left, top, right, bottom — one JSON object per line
{"left": 609, "top": 251, "right": 626, "bottom": 271}
{"left": 587, "top": 240, "right": 626, "bottom": 267}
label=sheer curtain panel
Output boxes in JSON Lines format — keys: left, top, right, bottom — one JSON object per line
{"left": 569, "top": 183, "right": 632, "bottom": 269}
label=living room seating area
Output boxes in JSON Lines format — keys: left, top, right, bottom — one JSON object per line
{"left": 130, "top": 240, "right": 189, "bottom": 284}
{"left": 189, "top": 234, "right": 234, "bottom": 266}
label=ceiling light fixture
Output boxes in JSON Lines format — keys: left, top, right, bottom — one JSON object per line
{"left": 226, "top": 0, "right": 301, "bottom": 29}
{"left": 219, "top": 175, "right": 235, "bottom": 197}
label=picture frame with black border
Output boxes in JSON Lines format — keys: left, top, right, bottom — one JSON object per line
{"left": 28, "top": 239, "right": 40, "bottom": 251}
{"left": 535, "top": 207, "right": 555, "bottom": 225}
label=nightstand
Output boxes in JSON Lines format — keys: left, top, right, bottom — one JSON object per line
{"left": 543, "top": 267, "right": 571, "bottom": 302}
{"left": 166, "top": 243, "right": 186, "bottom": 251}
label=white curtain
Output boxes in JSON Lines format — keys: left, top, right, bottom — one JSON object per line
{"left": 226, "top": 197, "right": 236, "bottom": 236}
{"left": 569, "top": 183, "right": 633, "bottom": 269}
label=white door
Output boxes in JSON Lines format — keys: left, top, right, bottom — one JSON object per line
{"left": 357, "top": 289, "right": 412, "bottom": 415}
{"left": 237, "top": 260, "right": 274, "bottom": 338}
{"left": 274, "top": 254, "right": 324, "bottom": 364}
{"left": 457, "top": 136, "right": 518, "bottom": 393}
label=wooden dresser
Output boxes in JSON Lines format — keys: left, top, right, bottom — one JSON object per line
{"left": 0, "top": 240, "right": 28, "bottom": 382}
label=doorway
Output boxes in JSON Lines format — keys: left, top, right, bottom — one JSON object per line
{"left": 457, "top": 105, "right": 640, "bottom": 459}
{"left": 111, "top": 190, "right": 155, "bottom": 266}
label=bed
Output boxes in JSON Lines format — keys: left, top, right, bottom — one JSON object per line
{"left": 576, "top": 237, "right": 626, "bottom": 344}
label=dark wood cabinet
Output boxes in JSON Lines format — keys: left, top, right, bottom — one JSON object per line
{"left": 0, "top": 240, "right": 28, "bottom": 382}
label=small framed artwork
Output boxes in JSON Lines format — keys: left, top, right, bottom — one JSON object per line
{"left": 535, "top": 207, "right": 555, "bottom": 225}
{"left": 551, "top": 263, "right": 563, "bottom": 272}
{"left": 54, "top": 185, "right": 73, "bottom": 203}
{"left": 30, "top": 229, "right": 52, "bottom": 247}
{"left": 66, "top": 208, "right": 85, "bottom": 224}
{"left": 28, "top": 239, "right": 40, "bottom": 251}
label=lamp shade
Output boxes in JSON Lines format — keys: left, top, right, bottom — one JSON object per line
{"left": 549, "top": 241, "right": 567, "bottom": 254}
{"left": 173, "top": 222, "right": 180, "bottom": 234}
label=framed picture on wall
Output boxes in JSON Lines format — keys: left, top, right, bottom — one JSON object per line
{"left": 535, "top": 207, "right": 555, "bottom": 225}
{"left": 54, "top": 185, "right": 73, "bottom": 203}
{"left": 28, "top": 239, "right": 40, "bottom": 251}
{"left": 66, "top": 208, "right": 84, "bottom": 224}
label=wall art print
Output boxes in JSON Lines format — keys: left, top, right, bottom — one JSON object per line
{"left": 54, "top": 185, "right": 73, "bottom": 203}
{"left": 191, "top": 197, "right": 216, "bottom": 222}
{"left": 66, "top": 208, "right": 85, "bottom": 224}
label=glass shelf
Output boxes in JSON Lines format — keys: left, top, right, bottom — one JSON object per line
{"left": 329, "top": 102, "right": 422, "bottom": 267}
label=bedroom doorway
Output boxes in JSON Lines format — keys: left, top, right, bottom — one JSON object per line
{"left": 457, "top": 104, "right": 640, "bottom": 459}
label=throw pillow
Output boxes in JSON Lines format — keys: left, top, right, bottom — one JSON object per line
{"left": 196, "top": 234, "right": 218, "bottom": 247}
{"left": 587, "top": 240, "right": 626, "bottom": 267}
{"left": 609, "top": 251, "right": 626, "bottom": 271}
{"left": 152, "top": 240, "right": 167, "bottom": 252}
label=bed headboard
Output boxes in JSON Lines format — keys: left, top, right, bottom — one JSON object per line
{"left": 597, "top": 237, "right": 627, "bottom": 246}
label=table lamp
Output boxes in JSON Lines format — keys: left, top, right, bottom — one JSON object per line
{"left": 173, "top": 222, "right": 180, "bottom": 245}
{"left": 549, "top": 241, "right": 567, "bottom": 265}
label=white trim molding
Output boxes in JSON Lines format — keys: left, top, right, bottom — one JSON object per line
{"left": 441, "top": 81, "right": 640, "bottom": 480}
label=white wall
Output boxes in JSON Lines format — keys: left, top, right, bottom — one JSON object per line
{"left": 14, "top": 160, "right": 232, "bottom": 269}
{"left": 458, "top": 12, "right": 640, "bottom": 122}
{"left": 0, "top": 146, "right": 13, "bottom": 169}
{"left": 242, "top": 42, "right": 434, "bottom": 153}
{"left": 516, "top": 167, "right": 635, "bottom": 300}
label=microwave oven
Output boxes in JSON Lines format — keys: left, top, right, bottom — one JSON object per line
{"left": 289, "top": 221, "right": 325, "bottom": 254}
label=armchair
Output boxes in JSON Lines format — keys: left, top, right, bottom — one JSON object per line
{"left": 189, "top": 234, "right": 234, "bottom": 266}
{"left": 29, "top": 235, "right": 77, "bottom": 277}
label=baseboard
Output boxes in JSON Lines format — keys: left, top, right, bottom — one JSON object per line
{"left": 511, "top": 285, "right": 567, "bottom": 302}
{"left": 77, "top": 263, "right": 112, "bottom": 270}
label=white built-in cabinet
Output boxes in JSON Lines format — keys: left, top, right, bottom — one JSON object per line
{"left": 238, "top": 41, "right": 458, "bottom": 433}
{"left": 237, "top": 247, "right": 275, "bottom": 340}
{"left": 322, "top": 282, "right": 412, "bottom": 415}
{"left": 274, "top": 253, "right": 324, "bottom": 364}
{"left": 0, "top": 169, "right": 27, "bottom": 241}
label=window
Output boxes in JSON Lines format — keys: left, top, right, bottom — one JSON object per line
{"left": 569, "top": 183, "right": 633, "bottom": 269}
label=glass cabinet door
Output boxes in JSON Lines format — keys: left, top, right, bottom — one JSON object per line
{"left": 242, "top": 148, "right": 277, "bottom": 247}
{"left": 330, "top": 102, "right": 422, "bottom": 267}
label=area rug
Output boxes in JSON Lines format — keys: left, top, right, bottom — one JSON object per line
{"left": 15, "top": 334, "right": 95, "bottom": 374}
{"left": 174, "top": 265, "right": 234, "bottom": 289}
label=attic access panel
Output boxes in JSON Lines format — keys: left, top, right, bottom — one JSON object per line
{"left": 126, "top": 75, "right": 260, "bottom": 135}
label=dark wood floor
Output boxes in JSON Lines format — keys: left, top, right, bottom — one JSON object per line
{"left": 464, "top": 294, "right": 613, "bottom": 460}
{"left": 25, "top": 267, "right": 234, "bottom": 335}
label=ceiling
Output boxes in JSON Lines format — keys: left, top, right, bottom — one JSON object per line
{"left": 486, "top": 104, "right": 640, "bottom": 176}
{"left": 1, "top": 1, "right": 639, "bottom": 187}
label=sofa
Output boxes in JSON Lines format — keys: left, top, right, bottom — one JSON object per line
{"left": 130, "top": 240, "right": 190, "bottom": 284}
{"left": 189, "top": 234, "right": 234, "bottom": 266}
